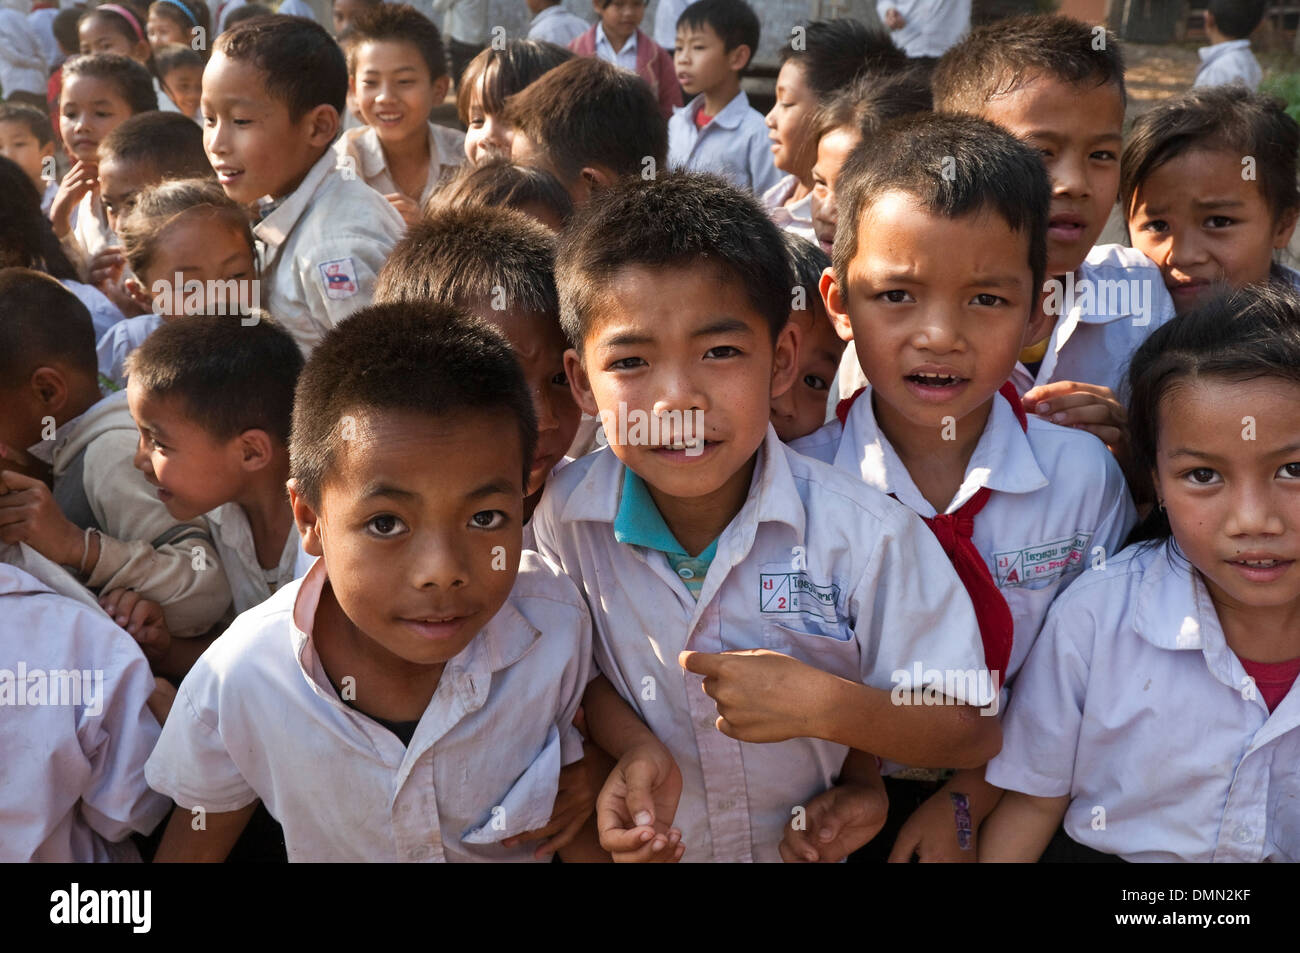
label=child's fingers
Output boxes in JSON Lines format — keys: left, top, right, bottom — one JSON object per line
{"left": 105, "top": 588, "right": 142, "bottom": 627}
{"left": 534, "top": 812, "right": 588, "bottom": 858}
{"left": 125, "top": 596, "right": 156, "bottom": 635}
{"left": 598, "top": 822, "right": 656, "bottom": 855}
{"left": 886, "top": 827, "right": 921, "bottom": 863}
{"left": 1073, "top": 423, "right": 1124, "bottom": 447}
{"left": 780, "top": 827, "right": 820, "bottom": 863}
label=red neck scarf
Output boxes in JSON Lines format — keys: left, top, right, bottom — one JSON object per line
{"left": 836, "top": 382, "right": 1026, "bottom": 679}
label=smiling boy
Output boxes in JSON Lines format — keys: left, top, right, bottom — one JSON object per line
{"left": 531, "top": 171, "right": 1000, "bottom": 863}
{"left": 202, "top": 15, "right": 403, "bottom": 354}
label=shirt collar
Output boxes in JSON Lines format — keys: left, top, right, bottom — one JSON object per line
{"left": 1199, "top": 38, "right": 1251, "bottom": 64}
{"left": 686, "top": 90, "right": 749, "bottom": 129}
{"left": 834, "top": 386, "right": 1047, "bottom": 516}
{"left": 254, "top": 148, "right": 337, "bottom": 254}
{"left": 1047, "top": 264, "right": 1151, "bottom": 327}
{"left": 596, "top": 22, "right": 636, "bottom": 55}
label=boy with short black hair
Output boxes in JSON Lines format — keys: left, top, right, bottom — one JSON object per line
{"left": 769, "top": 231, "right": 841, "bottom": 443}
{"left": 1195, "top": 0, "right": 1266, "bottom": 90}
{"left": 505, "top": 55, "right": 666, "bottom": 206}
{"left": 144, "top": 302, "right": 636, "bottom": 861}
{"left": 333, "top": 3, "right": 465, "bottom": 226}
{"left": 125, "top": 315, "right": 305, "bottom": 640}
{"left": 0, "top": 268, "right": 231, "bottom": 638}
{"left": 792, "top": 113, "right": 1135, "bottom": 861}
{"left": 203, "top": 14, "right": 404, "bottom": 353}
{"left": 932, "top": 14, "right": 1175, "bottom": 450}
{"left": 153, "top": 43, "right": 205, "bottom": 119}
{"left": 0, "top": 102, "right": 57, "bottom": 214}
{"left": 533, "top": 171, "right": 1001, "bottom": 862}
{"left": 374, "top": 205, "right": 579, "bottom": 526}
{"left": 668, "top": 0, "right": 778, "bottom": 194}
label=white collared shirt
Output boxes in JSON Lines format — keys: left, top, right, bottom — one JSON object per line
{"left": 653, "top": 0, "right": 690, "bottom": 52}
{"left": 96, "top": 312, "right": 163, "bottom": 392}
{"left": 530, "top": 427, "right": 992, "bottom": 862}
{"left": 431, "top": 0, "right": 488, "bottom": 44}
{"left": 0, "top": 563, "right": 170, "bottom": 862}
{"left": 1195, "top": 39, "right": 1262, "bottom": 91}
{"left": 762, "top": 174, "right": 816, "bottom": 243}
{"left": 145, "top": 552, "right": 592, "bottom": 861}
{"left": 792, "top": 386, "right": 1136, "bottom": 683}
{"left": 206, "top": 503, "right": 310, "bottom": 614}
{"left": 875, "top": 0, "right": 970, "bottom": 58}
{"left": 987, "top": 541, "right": 1300, "bottom": 862}
{"left": 528, "top": 4, "right": 589, "bottom": 47}
{"left": 334, "top": 122, "right": 466, "bottom": 210}
{"left": 254, "top": 147, "right": 405, "bottom": 355}
{"left": 594, "top": 22, "right": 637, "bottom": 70}
{"left": 1010, "top": 243, "right": 1177, "bottom": 400}
{"left": 668, "top": 91, "right": 782, "bottom": 194}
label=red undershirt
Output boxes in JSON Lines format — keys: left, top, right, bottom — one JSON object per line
{"left": 694, "top": 109, "right": 713, "bottom": 129}
{"left": 1236, "top": 655, "right": 1300, "bottom": 712}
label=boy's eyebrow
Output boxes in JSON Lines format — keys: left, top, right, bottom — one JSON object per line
{"left": 359, "top": 481, "right": 420, "bottom": 502}
{"left": 866, "top": 268, "right": 1026, "bottom": 289}
{"left": 1192, "top": 198, "right": 1247, "bottom": 210}
{"left": 466, "top": 478, "right": 518, "bottom": 501}
{"left": 360, "top": 64, "right": 419, "bottom": 74}
{"left": 691, "top": 317, "right": 756, "bottom": 338}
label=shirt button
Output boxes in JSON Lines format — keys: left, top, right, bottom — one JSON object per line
{"left": 678, "top": 567, "right": 695, "bottom": 579}
{"left": 1234, "top": 825, "right": 1253, "bottom": 844}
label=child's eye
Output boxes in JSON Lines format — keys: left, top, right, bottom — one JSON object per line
{"left": 469, "top": 510, "right": 506, "bottom": 530}
{"left": 1205, "top": 216, "right": 1234, "bottom": 229}
{"left": 1138, "top": 219, "right": 1168, "bottom": 235}
{"left": 1184, "top": 467, "right": 1220, "bottom": 486}
{"left": 705, "top": 345, "right": 741, "bottom": 359}
{"left": 366, "top": 514, "right": 407, "bottom": 537}
{"left": 803, "top": 374, "right": 828, "bottom": 391}
{"left": 1278, "top": 462, "right": 1300, "bottom": 480}
{"left": 1090, "top": 150, "right": 1117, "bottom": 161}
{"left": 878, "top": 289, "right": 912, "bottom": 303}
{"left": 608, "top": 356, "right": 645, "bottom": 370}
{"left": 971, "top": 293, "right": 1006, "bottom": 307}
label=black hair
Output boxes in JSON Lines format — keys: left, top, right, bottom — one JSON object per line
{"left": 425, "top": 158, "right": 573, "bottom": 225}
{"left": 80, "top": 2, "right": 149, "bottom": 53}
{"left": 456, "top": 39, "right": 573, "bottom": 125}
{"left": 783, "top": 231, "right": 829, "bottom": 315}
{"left": 811, "top": 68, "right": 931, "bottom": 143}
{"left": 779, "top": 18, "right": 906, "bottom": 100}
{"left": 55, "top": 7, "right": 87, "bottom": 54}
{"left": 677, "top": 0, "right": 760, "bottom": 72}
{"left": 99, "top": 110, "right": 210, "bottom": 174}
{"left": 1121, "top": 86, "right": 1300, "bottom": 227}
{"left": 61, "top": 53, "right": 158, "bottom": 114}
{"left": 556, "top": 170, "right": 791, "bottom": 348}
{"left": 0, "top": 157, "right": 79, "bottom": 282}
{"left": 221, "top": 2, "right": 271, "bottom": 27}
{"left": 147, "top": 0, "right": 211, "bottom": 43}
{"left": 290, "top": 302, "right": 539, "bottom": 504}
{"left": 1127, "top": 282, "right": 1300, "bottom": 545}
{"left": 126, "top": 314, "right": 302, "bottom": 445}
{"left": 503, "top": 56, "right": 667, "bottom": 185}
{"left": 375, "top": 204, "right": 559, "bottom": 319}
{"left": 214, "top": 14, "right": 347, "bottom": 119}
{"left": 0, "top": 268, "right": 96, "bottom": 383}
{"left": 346, "top": 3, "right": 446, "bottom": 81}
{"left": 932, "top": 14, "right": 1126, "bottom": 113}
{"left": 1207, "top": 0, "right": 1266, "bottom": 40}
{"left": 153, "top": 42, "right": 205, "bottom": 78}
{"left": 0, "top": 102, "right": 54, "bottom": 146}
{"left": 833, "top": 113, "right": 1050, "bottom": 303}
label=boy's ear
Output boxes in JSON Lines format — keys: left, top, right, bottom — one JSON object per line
{"left": 29, "top": 366, "right": 70, "bottom": 418}
{"left": 431, "top": 73, "right": 451, "bottom": 106}
{"left": 1022, "top": 283, "right": 1055, "bottom": 349}
{"left": 769, "top": 319, "right": 799, "bottom": 401}
{"left": 727, "top": 43, "right": 752, "bottom": 73}
{"left": 303, "top": 103, "right": 341, "bottom": 149}
{"left": 236, "top": 429, "right": 274, "bottom": 472}
{"left": 1273, "top": 206, "right": 1300, "bottom": 249}
{"left": 287, "top": 478, "right": 324, "bottom": 558}
{"left": 580, "top": 165, "right": 616, "bottom": 195}
{"left": 563, "top": 346, "right": 600, "bottom": 418}
{"left": 820, "top": 268, "right": 854, "bottom": 343}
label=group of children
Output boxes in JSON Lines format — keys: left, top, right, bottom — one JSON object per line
{"left": 2, "top": 0, "right": 1299, "bottom": 864}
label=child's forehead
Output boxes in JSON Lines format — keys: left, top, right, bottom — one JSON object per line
{"left": 586, "top": 261, "right": 769, "bottom": 340}
{"left": 354, "top": 38, "right": 428, "bottom": 70}
{"left": 850, "top": 192, "right": 1031, "bottom": 265}
{"left": 62, "top": 74, "right": 126, "bottom": 103}
{"left": 983, "top": 71, "right": 1124, "bottom": 134}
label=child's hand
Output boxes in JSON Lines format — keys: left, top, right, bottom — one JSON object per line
{"left": 679, "top": 648, "right": 831, "bottom": 743}
{"left": 0, "top": 470, "right": 85, "bottom": 567}
{"left": 50, "top": 159, "right": 98, "bottom": 237}
{"left": 1022, "top": 380, "right": 1127, "bottom": 449}
{"left": 502, "top": 740, "right": 614, "bottom": 859}
{"left": 383, "top": 192, "right": 422, "bottom": 228}
{"left": 780, "top": 780, "right": 888, "bottom": 863}
{"left": 87, "top": 246, "right": 149, "bottom": 318}
{"left": 596, "top": 741, "right": 684, "bottom": 862}
{"left": 888, "top": 787, "right": 978, "bottom": 863}
{"left": 100, "top": 588, "right": 172, "bottom": 667}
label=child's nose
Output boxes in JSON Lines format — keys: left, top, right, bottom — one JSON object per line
{"left": 411, "top": 534, "right": 471, "bottom": 591}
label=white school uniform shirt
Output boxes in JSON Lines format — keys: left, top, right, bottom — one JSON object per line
{"left": 762, "top": 174, "right": 816, "bottom": 243}
{"left": 145, "top": 552, "right": 592, "bottom": 861}
{"left": 987, "top": 541, "right": 1300, "bottom": 862}
{"left": 0, "top": 6, "right": 46, "bottom": 97}
{"left": 594, "top": 22, "right": 637, "bottom": 70}
{"left": 254, "top": 147, "right": 405, "bottom": 355}
{"left": 207, "top": 503, "right": 310, "bottom": 614}
{"left": 1194, "top": 39, "right": 1262, "bottom": 91}
{"left": 333, "top": 122, "right": 466, "bottom": 210}
{"left": 0, "top": 562, "right": 171, "bottom": 862}
{"left": 875, "top": 0, "right": 970, "bottom": 59}
{"left": 791, "top": 385, "right": 1137, "bottom": 685}
{"left": 96, "top": 312, "right": 163, "bottom": 392}
{"left": 668, "top": 91, "right": 782, "bottom": 195}
{"left": 528, "top": 4, "right": 588, "bottom": 47}
{"left": 431, "top": 0, "right": 488, "bottom": 44}
{"left": 1009, "top": 243, "right": 1177, "bottom": 401}
{"left": 530, "top": 427, "right": 993, "bottom": 863}
{"left": 63, "top": 278, "right": 125, "bottom": 340}
{"left": 41, "top": 176, "right": 57, "bottom": 217}
{"left": 653, "top": 0, "right": 690, "bottom": 51}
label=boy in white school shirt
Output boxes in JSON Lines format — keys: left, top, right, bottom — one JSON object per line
{"left": 667, "top": 0, "right": 779, "bottom": 195}
{"left": 533, "top": 171, "right": 1001, "bottom": 863}
{"left": 1194, "top": 0, "right": 1265, "bottom": 92}
{"left": 147, "top": 303, "right": 669, "bottom": 861}
{"left": 202, "top": 16, "right": 404, "bottom": 355}
{"left": 526, "top": 0, "right": 589, "bottom": 47}
{"left": 791, "top": 114, "right": 1135, "bottom": 861}
{"left": 333, "top": 4, "right": 466, "bottom": 227}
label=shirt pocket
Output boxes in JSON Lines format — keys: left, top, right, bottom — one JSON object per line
{"left": 460, "top": 722, "right": 562, "bottom": 845}
{"left": 761, "top": 621, "right": 860, "bottom": 682}
{"left": 1270, "top": 772, "right": 1300, "bottom": 861}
